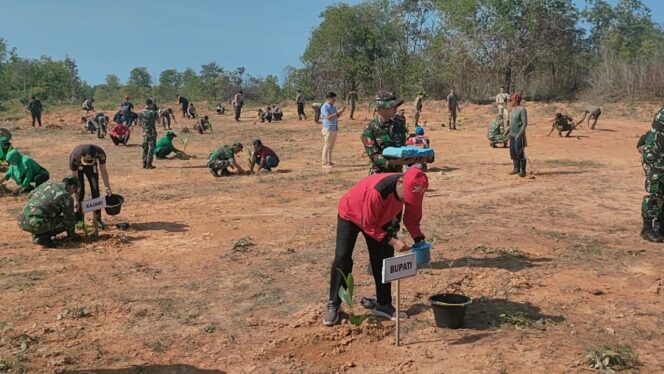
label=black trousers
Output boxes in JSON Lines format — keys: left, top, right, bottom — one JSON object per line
{"left": 181, "top": 105, "right": 188, "bottom": 118}
{"left": 328, "top": 215, "right": 394, "bottom": 307}
{"left": 76, "top": 166, "right": 101, "bottom": 221}
{"left": 234, "top": 105, "right": 242, "bottom": 121}
{"left": 297, "top": 103, "right": 306, "bottom": 119}
{"left": 31, "top": 112, "right": 42, "bottom": 127}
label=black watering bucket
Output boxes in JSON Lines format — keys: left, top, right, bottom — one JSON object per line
{"left": 105, "top": 194, "right": 124, "bottom": 216}
{"left": 429, "top": 293, "right": 472, "bottom": 329}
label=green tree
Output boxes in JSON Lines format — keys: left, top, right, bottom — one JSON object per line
{"left": 127, "top": 67, "right": 153, "bottom": 99}
{"left": 158, "top": 69, "right": 181, "bottom": 102}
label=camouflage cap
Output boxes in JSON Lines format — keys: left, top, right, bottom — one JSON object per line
{"left": 375, "top": 91, "right": 404, "bottom": 109}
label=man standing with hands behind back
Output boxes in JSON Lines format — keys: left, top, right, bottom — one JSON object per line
{"left": 324, "top": 167, "right": 429, "bottom": 326}
{"left": 320, "top": 92, "right": 345, "bottom": 169}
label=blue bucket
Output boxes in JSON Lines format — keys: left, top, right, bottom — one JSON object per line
{"left": 411, "top": 241, "right": 431, "bottom": 265}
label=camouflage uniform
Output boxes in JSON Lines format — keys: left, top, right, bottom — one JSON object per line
{"left": 553, "top": 114, "right": 575, "bottom": 137}
{"left": 208, "top": 145, "right": 235, "bottom": 176}
{"left": 141, "top": 107, "right": 159, "bottom": 168}
{"left": 639, "top": 107, "right": 664, "bottom": 242}
{"left": 487, "top": 117, "right": 508, "bottom": 147}
{"left": 17, "top": 181, "right": 76, "bottom": 243}
{"left": 362, "top": 116, "right": 408, "bottom": 174}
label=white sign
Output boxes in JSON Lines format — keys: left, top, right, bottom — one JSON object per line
{"left": 82, "top": 197, "right": 106, "bottom": 213}
{"left": 382, "top": 253, "right": 417, "bottom": 283}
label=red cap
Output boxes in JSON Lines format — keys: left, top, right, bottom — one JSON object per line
{"left": 510, "top": 93, "right": 522, "bottom": 103}
{"left": 403, "top": 167, "right": 428, "bottom": 205}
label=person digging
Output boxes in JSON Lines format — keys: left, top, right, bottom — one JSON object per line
{"left": 547, "top": 113, "right": 578, "bottom": 138}
{"left": 324, "top": 167, "right": 429, "bottom": 326}
{"left": 208, "top": 143, "right": 247, "bottom": 177}
{"left": 249, "top": 139, "right": 280, "bottom": 174}
{"left": 155, "top": 131, "right": 185, "bottom": 159}
{"left": 17, "top": 176, "right": 81, "bottom": 248}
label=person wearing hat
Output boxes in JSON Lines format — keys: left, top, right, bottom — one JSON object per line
{"left": 508, "top": 93, "right": 528, "bottom": 177}
{"left": 141, "top": 99, "right": 160, "bottom": 169}
{"left": 638, "top": 107, "right": 664, "bottom": 242}
{"left": 0, "top": 136, "right": 13, "bottom": 164}
{"left": 320, "top": 92, "right": 346, "bottom": 168}
{"left": 487, "top": 113, "right": 508, "bottom": 148}
{"left": 249, "top": 139, "right": 280, "bottom": 174}
{"left": 324, "top": 167, "right": 429, "bottom": 326}
{"left": 2, "top": 149, "right": 50, "bottom": 194}
{"left": 208, "top": 143, "right": 247, "bottom": 177}
{"left": 413, "top": 92, "right": 424, "bottom": 125}
{"left": 27, "top": 95, "right": 43, "bottom": 127}
{"left": 155, "top": 131, "right": 183, "bottom": 159}
{"left": 69, "top": 144, "right": 111, "bottom": 226}
{"left": 361, "top": 91, "right": 412, "bottom": 174}
{"left": 406, "top": 127, "right": 433, "bottom": 172}
{"left": 17, "top": 176, "right": 80, "bottom": 248}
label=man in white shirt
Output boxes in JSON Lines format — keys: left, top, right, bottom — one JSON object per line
{"left": 496, "top": 85, "right": 510, "bottom": 126}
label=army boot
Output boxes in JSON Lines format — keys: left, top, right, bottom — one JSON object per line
{"left": 519, "top": 159, "right": 527, "bottom": 177}
{"left": 641, "top": 218, "right": 663, "bottom": 242}
{"left": 509, "top": 160, "right": 519, "bottom": 175}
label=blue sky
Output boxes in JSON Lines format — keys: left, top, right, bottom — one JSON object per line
{"left": 0, "top": 0, "right": 662, "bottom": 86}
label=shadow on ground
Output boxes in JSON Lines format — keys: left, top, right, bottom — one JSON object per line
{"left": 534, "top": 170, "right": 588, "bottom": 176}
{"left": 61, "top": 364, "right": 225, "bottom": 373}
{"left": 463, "top": 298, "right": 565, "bottom": 330}
{"left": 130, "top": 222, "right": 190, "bottom": 232}
{"left": 428, "top": 166, "right": 459, "bottom": 173}
{"left": 430, "top": 255, "right": 552, "bottom": 272}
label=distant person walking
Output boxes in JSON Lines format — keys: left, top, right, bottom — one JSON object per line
{"left": 447, "top": 87, "right": 460, "bottom": 130}
{"left": 495, "top": 86, "right": 510, "bottom": 126}
{"left": 296, "top": 90, "right": 307, "bottom": 121}
{"left": 177, "top": 95, "right": 190, "bottom": 118}
{"left": 320, "top": 92, "right": 346, "bottom": 168}
{"left": 508, "top": 93, "right": 528, "bottom": 177}
{"left": 233, "top": 90, "right": 244, "bottom": 122}
{"left": 346, "top": 90, "right": 358, "bottom": 120}
{"left": 413, "top": 92, "right": 424, "bottom": 125}
{"left": 27, "top": 96, "right": 43, "bottom": 127}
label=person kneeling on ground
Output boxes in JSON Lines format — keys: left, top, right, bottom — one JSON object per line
{"left": 250, "top": 139, "right": 280, "bottom": 174}
{"left": 208, "top": 142, "right": 247, "bottom": 177}
{"left": 324, "top": 167, "right": 429, "bottom": 326}
{"left": 487, "top": 113, "right": 508, "bottom": 147}
{"left": 110, "top": 122, "right": 130, "bottom": 146}
{"left": 193, "top": 115, "right": 213, "bottom": 134}
{"left": 258, "top": 107, "right": 273, "bottom": 123}
{"left": 2, "top": 149, "right": 50, "bottom": 194}
{"left": 272, "top": 106, "right": 283, "bottom": 121}
{"left": 216, "top": 102, "right": 226, "bottom": 115}
{"left": 406, "top": 126, "right": 434, "bottom": 171}
{"left": 547, "top": 113, "right": 577, "bottom": 137}
{"left": 187, "top": 103, "right": 197, "bottom": 119}
{"left": 155, "top": 131, "right": 183, "bottom": 159}
{"left": 18, "top": 176, "right": 80, "bottom": 248}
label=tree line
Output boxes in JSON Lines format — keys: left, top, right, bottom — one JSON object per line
{"left": 1, "top": 0, "right": 663, "bottom": 111}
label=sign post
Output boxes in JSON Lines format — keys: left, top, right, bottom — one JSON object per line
{"left": 382, "top": 253, "right": 417, "bottom": 347}
{"left": 82, "top": 196, "right": 106, "bottom": 236}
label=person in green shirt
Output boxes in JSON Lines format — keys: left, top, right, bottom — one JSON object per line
{"left": 487, "top": 113, "right": 508, "bottom": 148}
{"left": 508, "top": 93, "right": 528, "bottom": 177}
{"left": 0, "top": 136, "right": 12, "bottom": 163}
{"left": 2, "top": 149, "right": 50, "bottom": 193}
{"left": 155, "top": 131, "right": 182, "bottom": 159}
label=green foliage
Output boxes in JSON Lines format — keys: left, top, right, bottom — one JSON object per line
{"left": 584, "top": 345, "right": 638, "bottom": 372}
{"left": 336, "top": 269, "right": 368, "bottom": 326}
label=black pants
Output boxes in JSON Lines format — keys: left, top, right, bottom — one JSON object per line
{"left": 234, "top": 105, "right": 242, "bottom": 121}
{"left": 76, "top": 166, "right": 101, "bottom": 221}
{"left": 181, "top": 105, "right": 188, "bottom": 118}
{"left": 31, "top": 112, "right": 42, "bottom": 127}
{"left": 328, "top": 216, "right": 395, "bottom": 307}
{"left": 297, "top": 103, "right": 306, "bottom": 120}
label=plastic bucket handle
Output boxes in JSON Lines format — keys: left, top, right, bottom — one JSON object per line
{"left": 431, "top": 299, "right": 472, "bottom": 307}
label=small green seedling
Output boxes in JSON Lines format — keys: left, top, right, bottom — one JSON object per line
{"left": 178, "top": 135, "right": 190, "bottom": 152}
{"left": 75, "top": 221, "right": 96, "bottom": 236}
{"left": 337, "top": 269, "right": 368, "bottom": 326}
{"left": 585, "top": 345, "right": 638, "bottom": 373}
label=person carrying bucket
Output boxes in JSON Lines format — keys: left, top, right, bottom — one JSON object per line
{"left": 324, "top": 167, "right": 429, "bottom": 326}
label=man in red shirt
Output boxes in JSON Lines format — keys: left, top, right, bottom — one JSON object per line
{"left": 250, "top": 139, "right": 280, "bottom": 174}
{"left": 324, "top": 167, "right": 428, "bottom": 326}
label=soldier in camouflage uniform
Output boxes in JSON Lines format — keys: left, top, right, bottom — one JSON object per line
{"left": 546, "top": 113, "right": 577, "bottom": 138}
{"left": 208, "top": 142, "right": 247, "bottom": 177}
{"left": 487, "top": 113, "right": 508, "bottom": 148}
{"left": 141, "top": 99, "right": 160, "bottom": 169}
{"left": 638, "top": 107, "right": 664, "bottom": 242}
{"left": 17, "top": 176, "right": 80, "bottom": 248}
{"left": 361, "top": 91, "right": 409, "bottom": 174}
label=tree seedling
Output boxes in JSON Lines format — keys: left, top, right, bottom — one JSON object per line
{"left": 584, "top": 345, "right": 638, "bottom": 372}
{"left": 337, "top": 269, "right": 368, "bottom": 326}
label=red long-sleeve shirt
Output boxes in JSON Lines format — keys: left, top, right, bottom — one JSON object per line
{"left": 338, "top": 173, "right": 423, "bottom": 243}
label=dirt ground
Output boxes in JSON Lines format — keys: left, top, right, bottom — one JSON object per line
{"left": 0, "top": 99, "right": 663, "bottom": 373}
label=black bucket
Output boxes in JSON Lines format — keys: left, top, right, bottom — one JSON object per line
{"left": 429, "top": 294, "right": 472, "bottom": 329}
{"left": 105, "top": 194, "right": 124, "bottom": 216}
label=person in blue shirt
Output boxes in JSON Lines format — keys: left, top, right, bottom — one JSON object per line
{"left": 320, "top": 92, "right": 346, "bottom": 168}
